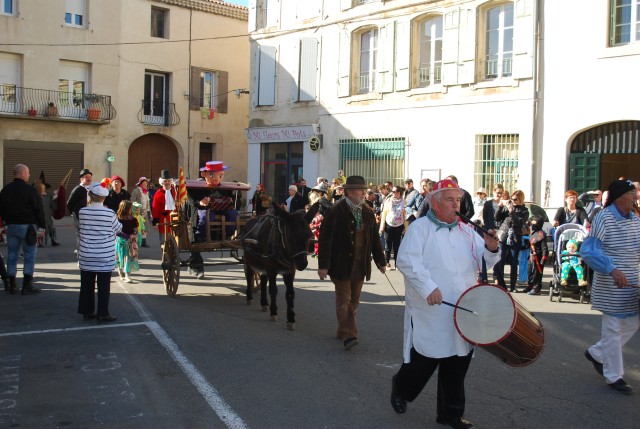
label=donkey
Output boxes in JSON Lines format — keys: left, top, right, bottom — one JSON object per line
{"left": 240, "top": 202, "right": 318, "bottom": 330}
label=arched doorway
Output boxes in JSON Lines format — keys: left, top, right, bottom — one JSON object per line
{"left": 569, "top": 121, "right": 640, "bottom": 193}
{"left": 128, "top": 134, "right": 179, "bottom": 191}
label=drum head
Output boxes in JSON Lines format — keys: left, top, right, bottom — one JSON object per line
{"left": 454, "top": 284, "right": 516, "bottom": 346}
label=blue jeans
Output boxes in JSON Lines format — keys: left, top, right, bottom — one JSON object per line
{"left": 6, "top": 224, "right": 37, "bottom": 277}
{"left": 494, "top": 242, "right": 520, "bottom": 290}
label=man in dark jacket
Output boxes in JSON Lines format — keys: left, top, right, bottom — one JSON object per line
{"left": 297, "top": 178, "right": 312, "bottom": 206}
{"left": 318, "top": 175, "right": 387, "bottom": 350}
{"left": 0, "top": 164, "right": 46, "bottom": 294}
{"left": 67, "top": 168, "right": 93, "bottom": 254}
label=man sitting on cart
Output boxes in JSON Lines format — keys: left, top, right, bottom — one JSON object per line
{"left": 186, "top": 161, "right": 240, "bottom": 279}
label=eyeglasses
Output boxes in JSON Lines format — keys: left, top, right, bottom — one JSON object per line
{"left": 392, "top": 189, "right": 400, "bottom": 193}
{"left": 511, "top": 198, "right": 518, "bottom": 201}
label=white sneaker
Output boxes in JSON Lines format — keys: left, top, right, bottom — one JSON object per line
{"left": 124, "top": 275, "right": 132, "bottom": 283}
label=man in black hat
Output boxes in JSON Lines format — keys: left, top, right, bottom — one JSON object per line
{"left": 581, "top": 179, "right": 640, "bottom": 394}
{"left": 318, "top": 175, "right": 386, "bottom": 350}
{"left": 67, "top": 168, "right": 93, "bottom": 253}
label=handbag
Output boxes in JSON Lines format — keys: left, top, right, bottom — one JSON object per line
{"left": 495, "top": 228, "right": 507, "bottom": 243}
{"left": 25, "top": 224, "right": 37, "bottom": 246}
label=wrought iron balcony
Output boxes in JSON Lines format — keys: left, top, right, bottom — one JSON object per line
{"left": 0, "top": 86, "right": 116, "bottom": 122}
{"left": 137, "top": 100, "right": 180, "bottom": 127}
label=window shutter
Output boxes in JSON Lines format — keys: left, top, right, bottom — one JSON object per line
{"left": 299, "top": 37, "right": 319, "bottom": 101}
{"left": 457, "top": 8, "right": 476, "bottom": 85}
{"left": 190, "top": 67, "right": 201, "bottom": 110}
{"left": 512, "top": 0, "right": 534, "bottom": 79}
{"left": 258, "top": 45, "right": 276, "bottom": 106}
{"left": 266, "top": 0, "right": 280, "bottom": 28}
{"left": 376, "top": 23, "right": 395, "bottom": 93}
{"left": 252, "top": 45, "right": 259, "bottom": 107}
{"left": 248, "top": 0, "right": 257, "bottom": 32}
{"left": 337, "top": 30, "right": 351, "bottom": 97}
{"left": 216, "top": 71, "right": 228, "bottom": 113}
{"left": 340, "top": 0, "right": 352, "bottom": 11}
{"left": 442, "top": 9, "right": 459, "bottom": 86}
{"left": 394, "top": 20, "right": 410, "bottom": 91}
{"left": 291, "top": 40, "right": 301, "bottom": 102}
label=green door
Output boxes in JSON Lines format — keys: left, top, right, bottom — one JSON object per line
{"left": 569, "top": 153, "right": 600, "bottom": 195}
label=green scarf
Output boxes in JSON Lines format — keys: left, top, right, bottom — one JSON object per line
{"left": 426, "top": 208, "right": 458, "bottom": 231}
{"left": 344, "top": 197, "right": 363, "bottom": 230}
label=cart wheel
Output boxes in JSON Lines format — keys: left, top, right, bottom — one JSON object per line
{"left": 162, "top": 236, "right": 180, "bottom": 297}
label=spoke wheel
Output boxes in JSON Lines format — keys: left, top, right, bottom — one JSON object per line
{"left": 162, "top": 236, "right": 180, "bottom": 296}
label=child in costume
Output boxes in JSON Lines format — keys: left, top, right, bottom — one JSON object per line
{"left": 525, "top": 216, "right": 548, "bottom": 295}
{"left": 560, "top": 239, "right": 587, "bottom": 286}
{"left": 115, "top": 200, "right": 139, "bottom": 283}
{"left": 132, "top": 202, "right": 147, "bottom": 248}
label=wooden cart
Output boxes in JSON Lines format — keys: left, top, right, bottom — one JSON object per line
{"left": 160, "top": 180, "right": 254, "bottom": 296}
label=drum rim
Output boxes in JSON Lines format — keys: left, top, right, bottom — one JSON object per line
{"left": 453, "top": 283, "right": 517, "bottom": 347}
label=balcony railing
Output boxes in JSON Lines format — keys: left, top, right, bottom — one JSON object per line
{"left": 0, "top": 86, "right": 116, "bottom": 122}
{"left": 484, "top": 56, "right": 513, "bottom": 79}
{"left": 418, "top": 63, "right": 443, "bottom": 87}
{"left": 137, "top": 100, "right": 180, "bottom": 127}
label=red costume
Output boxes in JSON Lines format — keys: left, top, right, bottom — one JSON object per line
{"left": 152, "top": 186, "right": 177, "bottom": 234}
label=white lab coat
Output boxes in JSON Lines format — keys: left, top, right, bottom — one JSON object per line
{"left": 397, "top": 216, "right": 501, "bottom": 361}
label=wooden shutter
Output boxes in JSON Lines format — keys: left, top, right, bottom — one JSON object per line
{"left": 457, "top": 8, "right": 477, "bottom": 85}
{"left": 337, "top": 30, "right": 351, "bottom": 97}
{"left": 442, "top": 9, "right": 459, "bottom": 86}
{"left": 376, "top": 23, "right": 395, "bottom": 93}
{"left": 248, "top": 0, "right": 257, "bottom": 32}
{"left": 512, "top": 0, "right": 534, "bottom": 79}
{"left": 299, "top": 37, "right": 318, "bottom": 101}
{"left": 258, "top": 45, "right": 276, "bottom": 106}
{"left": 394, "top": 20, "right": 410, "bottom": 91}
{"left": 569, "top": 153, "right": 600, "bottom": 195}
{"left": 190, "top": 67, "right": 201, "bottom": 110}
{"left": 216, "top": 70, "right": 228, "bottom": 113}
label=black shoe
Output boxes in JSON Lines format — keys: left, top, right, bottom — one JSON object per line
{"left": 343, "top": 337, "right": 359, "bottom": 350}
{"left": 584, "top": 349, "right": 603, "bottom": 376}
{"left": 609, "top": 378, "right": 633, "bottom": 394}
{"left": 83, "top": 313, "right": 97, "bottom": 320}
{"left": 52, "top": 241, "right": 60, "bottom": 247}
{"left": 2, "top": 278, "right": 8, "bottom": 292}
{"left": 436, "top": 416, "right": 475, "bottom": 429}
{"left": 21, "top": 287, "right": 41, "bottom": 295}
{"left": 97, "top": 315, "right": 117, "bottom": 323}
{"left": 390, "top": 375, "right": 407, "bottom": 414}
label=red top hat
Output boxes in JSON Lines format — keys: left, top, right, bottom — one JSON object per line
{"left": 200, "top": 161, "right": 231, "bottom": 172}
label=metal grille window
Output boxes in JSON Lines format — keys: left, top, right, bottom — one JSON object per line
{"left": 338, "top": 137, "right": 405, "bottom": 186}
{"left": 610, "top": 0, "right": 640, "bottom": 46}
{"left": 474, "top": 134, "right": 519, "bottom": 193}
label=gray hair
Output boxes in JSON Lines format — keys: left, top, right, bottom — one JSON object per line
{"left": 289, "top": 185, "right": 298, "bottom": 192}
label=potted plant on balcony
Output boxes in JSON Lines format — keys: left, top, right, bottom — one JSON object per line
{"left": 45, "top": 102, "right": 58, "bottom": 117}
{"left": 27, "top": 106, "right": 37, "bottom": 117}
{"left": 85, "top": 94, "right": 102, "bottom": 121}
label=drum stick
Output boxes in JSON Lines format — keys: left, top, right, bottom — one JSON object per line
{"left": 442, "top": 301, "right": 478, "bottom": 315}
{"left": 455, "top": 211, "right": 498, "bottom": 241}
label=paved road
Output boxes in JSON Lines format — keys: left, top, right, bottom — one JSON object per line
{"left": 1, "top": 217, "right": 638, "bottom": 428}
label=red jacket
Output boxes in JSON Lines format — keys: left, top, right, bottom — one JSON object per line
{"left": 152, "top": 187, "right": 177, "bottom": 234}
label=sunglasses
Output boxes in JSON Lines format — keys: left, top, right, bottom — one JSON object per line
{"left": 511, "top": 198, "right": 518, "bottom": 201}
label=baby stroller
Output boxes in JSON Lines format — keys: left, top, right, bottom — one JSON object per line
{"left": 549, "top": 223, "right": 591, "bottom": 303}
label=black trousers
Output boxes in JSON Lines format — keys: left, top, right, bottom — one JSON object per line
{"left": 78, "top": 270, "right": 112, "bottom": 317}
{"left": 395, "top": 347, "right": 473, "bottom": 420}
{"left": 527, "top": 256, "right": 545, "bottom": 289}
{"left": 385, "top": 224, "right": 404, "bottom": 265}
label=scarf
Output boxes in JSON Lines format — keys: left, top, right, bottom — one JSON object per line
{"left": 426, "top": 208, "right": 458, "bottom": 231}
{"left": 344, "top": 197, "right": 363, "bottom": 230}
{"left": 164, "top": 188, "right": 175, "bottom": 211}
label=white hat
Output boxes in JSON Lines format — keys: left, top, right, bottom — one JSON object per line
{"left": 476, "top": 187, "right": 488, "bottom": 195}
{"left": 89, "top": 182, "right": 109, "bottom": 197}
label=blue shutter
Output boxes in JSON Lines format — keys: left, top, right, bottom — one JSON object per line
{"left": 258, "top": 45, "right": 276, "bottom": 106}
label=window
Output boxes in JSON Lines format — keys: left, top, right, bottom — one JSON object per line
{"left": 0, "top": 52, "right": 21, "bottom": 113}
{"left": 610, "top": 0, "right": 640, "bottom": 45}
{"left": 358, "top": 29, "right": 378, "bottom": 94}
{"left": 144, "top": 71, "right": 167, "bottom": 119}
{"left": 474, "top": 134, "right": 519, "bottom": 193}
{"left": 65, "top": 0, "right": 86, "bottom": 28}
{"left": 416, "top": 16, "right": 443, "bottom": 87}
{"left": 191, "top": 68, "right": 228, "bottom": 113}
{"left": 199, "top": 142, "right": 217, "bottom": 169}
{"left": 338, "top": 137, "right": 405, "bottom": 185}
{"left": 1, "top": 0, "right": 15, "bottom": 16}
{"left": 151, "top": 7, "right": 167, "bottom": 38}
{"left": 484, "top": 3, "right": 513, "bottom": 79}
{"left": 58, "top": 60, "right": 88, "bottom": 116}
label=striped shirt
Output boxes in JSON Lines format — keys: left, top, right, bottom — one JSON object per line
{"left": 581, "top": 206, "right": 640, "bottom": 315}
{"left": 78, "top": 203, "right": 123, "bottom": 272}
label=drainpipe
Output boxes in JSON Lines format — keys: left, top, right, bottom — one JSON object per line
{"left": 530, "top": 0, "right": 541, "bottom": 203}
{"left": 187, "top": 7, "right": 193, "bottom": 175}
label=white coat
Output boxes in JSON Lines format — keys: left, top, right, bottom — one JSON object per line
{"left": 397, "top": 216, "right": 501, "bottom": 361}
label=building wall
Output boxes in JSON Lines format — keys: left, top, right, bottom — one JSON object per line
{"left": 0, "top": 0, "right": 249, "bottom": 188}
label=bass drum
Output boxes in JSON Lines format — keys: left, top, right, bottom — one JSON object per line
{"left": 454, "top": 284, "right": 545, "bottom": 367}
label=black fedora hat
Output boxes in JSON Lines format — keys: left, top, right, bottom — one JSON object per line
{"left": 343, "top": 175, "right": 368, "bottom": 189}
{"left": 79, "top": 168, "right": 93, "bottom": 178}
